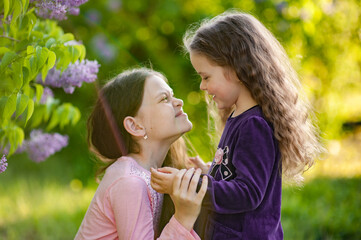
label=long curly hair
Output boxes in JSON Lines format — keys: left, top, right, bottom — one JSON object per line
{"left": 87, "top": 68, "right": 188, "bottom": 182}
{"left": 184, "top": 11, "right": 324, "bottom": 183}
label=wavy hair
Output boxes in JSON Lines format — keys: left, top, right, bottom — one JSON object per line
{"left": 87, "top": 68, "right": 188, "bottom": 181}
{"left": 184, "top": 11, "right": 324, "bottom": 183}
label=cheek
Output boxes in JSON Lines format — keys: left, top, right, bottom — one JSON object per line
{"left": 146, "top": 109, "right": 173, "bottom": 131}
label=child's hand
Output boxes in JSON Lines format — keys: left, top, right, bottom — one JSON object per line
{"left": 188, "top": 156, "right": 212, "bottom": 174}
{"left": 171, "top": 168, "right": 208, "bottom": 231}
{"left": 150, "top": 167, "right": 179, "bottom": 194}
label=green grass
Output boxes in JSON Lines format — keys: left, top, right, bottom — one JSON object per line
{"left": 1, "top": 176, "right": 360, "bottom": 239}
{"left": 1, "top": 154, "right": 361, "bottom": 239}
{"left": 282, "top": 177, "right": 361, "bottom": 240}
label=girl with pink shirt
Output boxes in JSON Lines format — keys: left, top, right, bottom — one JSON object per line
{"left": 75, "top": 68, "right": 207, "bottom": 240}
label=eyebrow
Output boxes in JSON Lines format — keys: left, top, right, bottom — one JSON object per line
{"left": 197, "top": 71, "right": 208, "bottom": 76}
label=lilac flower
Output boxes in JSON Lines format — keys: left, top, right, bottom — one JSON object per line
{"left": 38, "top": 60, "right": 100, "bottom": 94}
{"left": 19, "top": 130, "right": 69, "bottom": 162}
{"left": 91, "top": 34, "right": 117, "bottom": 62}
{"left": 0, "top": 155, "right": 8, "bottom": 173}
{"left": 39, "top": 87, "right": 54, "bottom": 104}
{"left": 31, "top": 0, "right": 88, "bottom": 20}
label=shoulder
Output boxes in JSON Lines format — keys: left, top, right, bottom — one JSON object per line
{"left": 105, "top": 175, "right": 150, "bottom": 206}
{"left": 235, "top": 113, "right": 272, "bottom": 134}
{"left": 109, "top": 175, "right": 149, "bottom": 192}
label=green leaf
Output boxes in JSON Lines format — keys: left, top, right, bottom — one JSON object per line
{"left": 59, "top": 33, "right": 74, "bottom": 44}
{"left": 22, "top": 66, "right": 30, "bottom": 86}
{"left": 0, "top": 51, "right": 17, "bottom": 70}
{"left": 36, "top": 46, "right": 50, "bottom": 71}
{"left": 46, "top": 111, "right": 59, "bottom": 131}
{"left": 7, "top": 125, "right": 24, "bottom": 156}
{"left": 30, "top": 30, "right": 44, "bottom": 40}
{"left": 34, "top": 83, "right": 44, "bottom": 104}
{"left": 41, "top": 50, "right": 56, "bottom": 81}
{"left": 15, "top": 93, "right": 29, "bottom": 118}
{"left": 24, "top": 98, "right": 34, "bottom": 126}
{"left": 28, "top": 55, "right": 36, "bottom": 79}
{"left": 27, "top": 45, "right": 35, "bottom": 55}
{"left": 69, "top": 45, "right": 81, "bottom": 63}
{"left": 4, "top": 0, "right": 10, "bottom": 20}
{"left": 44, "top": 98, "right": 59, "bottom": 122}
{"left": 21, "top": 0, "right": 29, "bottom": 13}
{"left": 12, "top": 0, "right": 23, "bottom": 23}
{"left": 47, "top": 51, "right": 56, "bottom": 70}
{"left": 71, "top": 107, "right": 81, "bottom": 125}
{"left": 45, "top": 38, "right": 56, "bottom": 49}
{"left": 78, "top": 45, "right": 86, "bottom": 62}
{"left": 3, "top": 94, "right": 17, "bottom": 121}
{"left": 29, "top": 105, "right": 45, "bottom": 128}
{"left": 0, "top": 47, "right": 11, "bottom": 56}
{"left": 12, "top": 61, "right": 23, "bottom": 89}
{"left": 0, "top": 97, "right": 8, "bottom": 122}
{"left": 59, "top": 104, "right": 71, "bottom": 129}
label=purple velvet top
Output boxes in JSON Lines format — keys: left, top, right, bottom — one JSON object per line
{"left": 195, "top": 106, "right": 283, "bottom": 240}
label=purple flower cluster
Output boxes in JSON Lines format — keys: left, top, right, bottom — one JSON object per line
{"left": 18, "top": 129, "right": 69, "bottom": 162}
{"left": 31, "top": 0, "right": 88, "bottom": 20}
{"left": 91, "top": 34, "right": 117, "bottom": 62}
{"left": 0, "top": 155, "right": 8, "bottom": 173}
{"left": 39, "top": 87, "right": 54, "bottom": 104}
{"left": 38, "top": 60, "right": 100, "bottom": 94}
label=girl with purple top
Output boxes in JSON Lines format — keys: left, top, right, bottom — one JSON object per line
{"left": 151, "top": 11, "right": 324, "bottom": 239}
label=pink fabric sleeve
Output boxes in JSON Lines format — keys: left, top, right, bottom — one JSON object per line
{"left": 107, "top": 176, "right": 200, "bottom": 240}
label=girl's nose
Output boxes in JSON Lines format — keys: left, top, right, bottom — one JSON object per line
{"left": 173, "top": 97, "right": 183, "bottom": 107}
{"left": 200, "top": 80, "right": 206, "bottom": 90}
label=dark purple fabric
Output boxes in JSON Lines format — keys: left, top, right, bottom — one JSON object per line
{"left": 195, "top": 106, "right": 283, "bottom": 240}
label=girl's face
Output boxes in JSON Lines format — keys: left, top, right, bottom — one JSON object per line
{"left": 136, "top": 74, "right": 192, "bottom": 142}
{"left": 190, "top": 52, "right": 255, "bottom": 113}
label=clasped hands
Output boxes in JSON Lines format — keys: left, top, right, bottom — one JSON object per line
{"left": 150, "top": 156, "right": 211, "bottom": 230}
{"left": 150, "top": 156, "right": 211, "bottom": 194}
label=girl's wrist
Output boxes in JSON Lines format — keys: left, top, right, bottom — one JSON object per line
{"left": 173, "top": 211, "right": 196, "bottom": 232}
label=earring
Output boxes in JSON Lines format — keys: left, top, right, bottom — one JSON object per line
{"left": 143, "top": 134, "right": 148, "bottom": 140}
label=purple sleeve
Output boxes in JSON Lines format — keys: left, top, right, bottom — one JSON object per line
{"left": 202, "top": 117, "right": 277, "bottom": 214}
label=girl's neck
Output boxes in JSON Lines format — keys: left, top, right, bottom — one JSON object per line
{"left": 233, "top": 99, "right": 258, "bottom": 117}
{"left": 128, "top": 141, "right": 170, "bottom": 171}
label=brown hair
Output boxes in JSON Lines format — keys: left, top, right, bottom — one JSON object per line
{"left": 87, "top": 68, "right": 188, "bottom": 180}
{"left": 184, "top": 11, "right": 324, "bottom": 183}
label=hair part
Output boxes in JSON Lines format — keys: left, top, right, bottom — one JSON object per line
{"left": 184, "top": 11, "right": 325, "bottom": 184}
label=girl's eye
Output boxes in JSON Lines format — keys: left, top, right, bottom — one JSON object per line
{"left": 161, "top": 96, "right": 169, "bottom": 102}
{"left": 203, "top": 76, "right": 209, "bottom": 81}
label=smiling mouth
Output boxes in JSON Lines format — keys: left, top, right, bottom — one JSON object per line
{"left": 176, "top": 111, "right": 186, "bottom": 117}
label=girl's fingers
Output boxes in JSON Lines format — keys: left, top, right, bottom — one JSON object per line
{"left": 179, "top": 168, "right": 195, "bottom": 193}
{"left": 157, "top": 167, "right": 176, "bottom": 173}
{"left": 150, "top": 176, "right": 163, "bottom": 185}
{"left": 196, "top": 175, "right": 208, "bottom": 202}
{"left": 150, "top": 182, "right": 161, "bottom": 192}
{"left": 172, "top": 169, "right": 187, "bottom": 193}
{"left": 151, "top": 168, "right": 170, "bottom": 181}
{"left": 187, "top": 168, "right": 202, "bottom": 194}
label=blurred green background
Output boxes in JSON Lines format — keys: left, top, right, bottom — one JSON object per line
{"left": 1, "top": 0, "right": 361, "bottom": 239}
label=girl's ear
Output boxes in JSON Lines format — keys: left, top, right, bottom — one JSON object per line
{"left": 123, "top": 116, "right": 145, "bottom": 138}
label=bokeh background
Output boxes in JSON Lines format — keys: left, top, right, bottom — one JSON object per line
{"left": 1, "top": 0, "right": 361, "bottom": 239}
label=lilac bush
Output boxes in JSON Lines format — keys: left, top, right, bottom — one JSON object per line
{"left": 31, "top": 0, "right": 89, "bottom": 20}
{"left": 0, "top": 155, "right": 8, "bottom": 173}
{"left": 17, "top": 130, "right": 69, "bottom": 162}
{"left": 38, "top": 60, "right": 100, "bottom": 94}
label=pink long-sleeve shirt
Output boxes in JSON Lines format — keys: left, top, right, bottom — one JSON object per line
{"left": 75, "top": 156, "right": 199, "bottom": 240}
